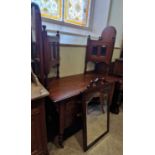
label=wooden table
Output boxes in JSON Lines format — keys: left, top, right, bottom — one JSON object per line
{"left": 46, "top": 73, "right": 122, "bottom": 147}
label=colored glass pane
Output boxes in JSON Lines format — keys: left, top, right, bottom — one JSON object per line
{"left": 64, "top": 0, "right": 90, "bottom": 26}
{"left": 32, "top": 0, "right": 62, "bottom": 20}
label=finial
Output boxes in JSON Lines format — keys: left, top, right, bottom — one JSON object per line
{"left": 42, "top": 25, "right": 46, "bottom": 31}
{"left": 56, "top": 31, "right": 60, "bottom": 38}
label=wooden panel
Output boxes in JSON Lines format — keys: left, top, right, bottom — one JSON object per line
{"left": 31, "top": 99, "right": 48, "bottom": 155}
{"left": 113, "top": 59, "right": 123, "bottom": 76}
{"left": 31, "top": 107, "right": 43, "bottom": 155}
{"left": 42, "top": 26, "right": 60, "bottom": 81}
{"left": 48, "top": 73, "right": 122, "bottom": 102}
{"left": 64, "top": 97, "right": 80, "bottom": 128}
{"left": 85, "top": 26, "right": 116, "bottom": 71}
{"left": 31, "top": 3, "right": 44, "bottom": 84}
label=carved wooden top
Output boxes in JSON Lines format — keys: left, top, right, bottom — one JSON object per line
{"left": 101, "top": 26, "right": 116, "bottom": 42}
{"left": 47, "top": 73, "right": 122, "bottom": 102}
{"left": 86, "top": 77, "right": 108, "bottom": 89}
{"left": 85, "top": 26, "right": 117, "bottom": 67}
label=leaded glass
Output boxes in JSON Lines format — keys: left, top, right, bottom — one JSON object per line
{"left": 32, "top": 0, "right": 62, "bottom": 20}
{"left": 64, "top": 0, "right": 90, "bottom": 26}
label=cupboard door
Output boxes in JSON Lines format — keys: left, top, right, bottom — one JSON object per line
{"left": 31, "top": 107, "right": 43, "bottom": 155}
{"left": 31, "top": 100, "right": 48, "bottom": 155}
{"left": 65, "top": 99, "right": 77, "bottom": 128}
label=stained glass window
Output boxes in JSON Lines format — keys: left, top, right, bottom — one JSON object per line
{"left": 32, "top": 0, "right": 62, "bottom": 20}
{"left": 32, "top": 0, "right": 91, "bottom": 27}
{"left": 64, "top": 0, "right": 90, "bottom": 26}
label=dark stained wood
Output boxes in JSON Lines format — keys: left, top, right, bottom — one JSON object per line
{"left": 47, "top": 73, "right": 121, "bottom": 103}
{"left": 101, "top": 26, "right": 116, "bottom": 43}
{"left": 95, "top": 62, "right": 110, "bottom": 76}
{"left": 113, "top": 58, "right": 123, "bottom": 76}
{"left": 31, "top": 3, "right": 44, "bottom": 84}
{"left": 31, "top": 99, "right": 48, "bottom": 155}
{"left": 46, "top": 72, "right": 122, "bottom": 147}
{"left": 42, "top": 25, "right": 49, "bottom": 79}
{"left": 43, "top": 26, "right": 122, "bottom": 147}
{"left": 31, "top": 3, "right": 49, "bottom": 155}
{"left": 58, "top": 101, "right": 65, "bottom": 148}
{"left": 42, "top": 26, "right": 60, "bottom": 85}
{"left": 110, "top": 58, "right": 123, "bottom": 114}
{"left": 110, "top": 81, "right": 123, "bottom": 114}
{"left": 120, "top": 40, "right": 123, "bottom": 58}
{"left": 84, "top": 26, "right": 116, "bottom": 74}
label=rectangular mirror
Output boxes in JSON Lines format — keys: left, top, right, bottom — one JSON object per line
{"left": 82, "top": 79, "right": 111, "bottom": 151}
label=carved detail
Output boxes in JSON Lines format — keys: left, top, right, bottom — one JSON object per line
{"left": 87, "top": 35, "right": 91, "bottom": 41}
{"left": 86, "top": 78, "right": 109, "bottom": 89}
{"left": 56, "top": 31, "right": 60, "bottom": 38}
{"left": 84, "top": 26, "right": 117, "bottom": 74}
{"left": 101, "top": 26, "right": 116, "bottom": 43}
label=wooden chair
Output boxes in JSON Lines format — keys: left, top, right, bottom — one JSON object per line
{"left": 42, "top": 26, "right": 60, "bottom": 86}
{"left": 41, "top": 26, "right": 63, "bottom": 145}
{"left": 31, "top": 2, "right": 44, "bottom": 84}
{"left": 84, "top": 26, "right": 123, "bottom": 114}
{"left": 31, "top": 3, "right": 49, "bottom": 155}
{"left": 84, "top": 26, "right": 116, "bottom": 75}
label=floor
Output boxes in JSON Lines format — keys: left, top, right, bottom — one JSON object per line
{"left": 48, "top": 110, "right": 123, "bottom": 155}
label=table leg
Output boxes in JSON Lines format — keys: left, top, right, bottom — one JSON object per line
{"left": 110, "top": 81, "right": 121, "bottom": 114}
{"left": 58, "top": 102, "right": 65, "bottom": 148}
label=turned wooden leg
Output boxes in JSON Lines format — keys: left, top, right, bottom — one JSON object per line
{"left": 100, "top": 95, "right": 105, "bottom": 113}
{"left": 110, "top": 82, "right": 120, "bottom": 114}
{"left": 58, "top": 102, "right": 65, "bottom": 148}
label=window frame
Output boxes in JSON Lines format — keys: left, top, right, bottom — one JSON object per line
{"left": 39, "top": 0, "right": 95, "bottom": 30}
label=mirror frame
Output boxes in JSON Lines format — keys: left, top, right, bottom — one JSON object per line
{"left": 82, "top": 78, "right": 111, "bottom": 151}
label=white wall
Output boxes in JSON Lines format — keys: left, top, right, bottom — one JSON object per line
{"left": 43, "top": 0, "right": 111, "bottom": 45}
{"left": 48, "top": 46, "right": 121, "bottom": 78}
{"left": 45, "top": 0, "right": 123, "bottom": 78}
{"left": 108, "top": 0, "right": 123, "bottom": 47}
{"left": 92, "top": 0, "right": 111, "bottom": 36}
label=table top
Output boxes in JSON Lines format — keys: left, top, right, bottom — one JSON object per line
{"left": 47, "top": 73, "right": 122, "bottom": 102}
{"left": 31, "top": 82, "right": 49, "bottom": 101}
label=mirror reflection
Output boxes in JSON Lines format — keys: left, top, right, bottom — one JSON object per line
{"left": 86, "top": 93, "right": 108, "bottom": 145}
